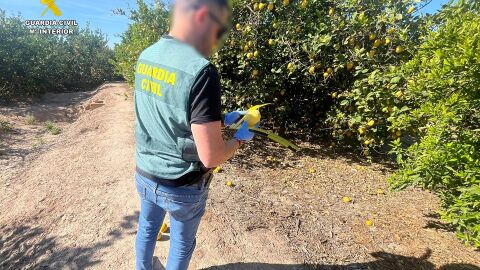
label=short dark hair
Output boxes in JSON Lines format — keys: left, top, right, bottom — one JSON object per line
{"left": 194, "top": 0, "right": 230, "bottom": 11}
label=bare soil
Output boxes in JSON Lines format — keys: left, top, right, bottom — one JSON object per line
{"left": 0, "top": 83, "right": 478, "bottom": 270}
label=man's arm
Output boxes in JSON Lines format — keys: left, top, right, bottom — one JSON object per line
{"left": 189, "top": 65, "right": 241, "bottom": 168}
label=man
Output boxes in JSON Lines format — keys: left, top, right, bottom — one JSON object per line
{"left": 133, "top": 0, "right": 254, "bottom": 269}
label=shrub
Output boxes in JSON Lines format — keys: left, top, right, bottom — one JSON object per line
{"left": 44, "top": 121, "right": 61, "bottom": 135}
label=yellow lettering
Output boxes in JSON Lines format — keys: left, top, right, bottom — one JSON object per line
{"left": 141, "top": 79, "right": 149, "bottom": 92}
{"left": 150, "top": 81, "right": 157, "bottom": 95}
{"left": 137, "top": 63, "right": 143, "bottom": 73}
{"left": 146, "top": 66, "right": 153, "bottom": 77}
{"left": 167, "top": 72, "right": 176, "bottom": 86}
{"left": 152, "top": 67, "right": 158, "bottom": 79}
{"left": 157, "top": 68, "right": 165, "bottom": 81}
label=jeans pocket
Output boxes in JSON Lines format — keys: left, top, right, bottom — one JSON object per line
{"left": 165, "top": 192, "right": 207, "bottom": 221}
{"left": 135, "top": 177, "right": 147, "bottom": 200}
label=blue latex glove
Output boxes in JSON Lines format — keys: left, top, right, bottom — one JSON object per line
{"left": 234, "top": 121, "right": 256, "bottom": 141}
{"left": 224, "top": 110, "right": 247, "bottom": 126}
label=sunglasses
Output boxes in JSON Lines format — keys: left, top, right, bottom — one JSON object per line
{"left": 189, "top": 4, "right": 229, "bottom": 40}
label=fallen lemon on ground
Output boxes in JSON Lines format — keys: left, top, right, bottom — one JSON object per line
{"left": 365, "top": 220, "right": 374, "bottom": 227}
{"left": 226, "top": 181, "right": 234, "bottom": 187}
{"left": 376, "top": 189, "right": 385, "bottom": 195}
{"left": 342, "top": 196, "right": 352, "bottom": 203}
{"left": 213, "top": 166, "right": 222, "bottom": 173}
{"left": 309, "top": 168, "right": 316, "bottom": 173}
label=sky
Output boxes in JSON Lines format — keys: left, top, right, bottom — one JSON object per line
{"left": 0, "top": 0, "right": 451, "bottom": 48}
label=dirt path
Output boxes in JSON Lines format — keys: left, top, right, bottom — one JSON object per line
{"left": 0, "top": 83, "right": 479, "bottom": 270}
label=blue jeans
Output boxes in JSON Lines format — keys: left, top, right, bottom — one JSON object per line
{"left": 134, "top": 171, "right": 209, "bottom": 270}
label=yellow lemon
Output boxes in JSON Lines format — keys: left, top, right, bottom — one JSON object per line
{"left": 331, "top": 92, "right": 338, "bottom": 98}
{"left": 358, "top": 12, "right": 365, "bottom": 21}
{"left": 254, "top": 50, "right": 259, "bottom": 57}
{"left": 268, "top": 39, "right": 275, "bottom": 46}
{"left": 268, "top": 3, "right": 274, "bottom": 11}
{"left": 364, "top": 139, "right": 371, "bottom": 145}
{"left": 342, "top": 196, "right": 352, "bottom": 203}
{"left": 407, "top": 6, "right": 415, "bottom": 14}
{"left": 226, "top": 181, "right": 234, "bottom": 187}
{"left": 346, "top": 61, "right": 354, "bottom": 70}
{"left": 253, "top": 3, "right": 259, "bottom": 10}
{"left": 395, "top": 91, "right": 403, "bottom": 98}
{"left": 369, "top": 33, "right": 376, "bottom": 40}
{"left": 248, "top": 41, "right": 253, "bottom": 47}
{"left": 300, "top": 0, "right": 307, "bottom": 9}
{"left": 243, "top": 45, "right": 249, "bottom": 52}
{"left": 368, "top": 50, "right": 376, "bottom": 58}
{"left": 373, "top": 39, "right": 382, "bottom": 48}
{"left": 308, "top": 168, "right": 316, "bottom": 173}
{"left": 376, "top": 189, "right": 385, "bottom": 195}
{"left": 368, "top": 120, "right": 375, "bottom": 127}
{"left": 258, "top": 3, "right": 265, "bottom": 10}
{"left": 247, "top": 52, "right": 254, "bottom": 59}
{"left": 308, "top": 66, "right": 315, "bottom": 74}
{"left": 244, "top": 109, "right": 261, "bottom": 127}
{"left": 213, "top": 166, "right": 222, "bottom": 173}
{"left": 358, "top": 127, "right": 366, "bottom": 135}
{"left": 387, "top": 28, "right": 396, "bottom": 34}
{"left": 323, "top": 72, "right": 329, "bottom": 78}
{"left": 273, "top": 22, "right": 279, "bottom": 29}
{"left": 287, "top": 62, "right": 294, "bottom": 70}
{"left": 395, "top": 130, "right": 402, "bottom": 137}
{"left": 236, "top": 23, "right": 241, "bottom": 30}
{"left": 328, "top": 8, "right": 334, "bottom": 16}
{"left": 252, "top": 69, "right": 259, "bottom": 76}
{"left": 365, "top": 220, "right": 374, "bottom": 226}
{"left": 327, "top": 67, "right": 333, "bottom": 74}
{"left": 395, "top": 46, "right": 404, "bottom": 54}
{"left": 385, "top": 37, "right": 391, "bottom": 45}
{"left": 283, "top": 0, "right": 289, "bottom": 6}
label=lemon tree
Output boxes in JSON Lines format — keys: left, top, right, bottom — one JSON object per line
{"left": 213, "top": 0, "right": 428, "bottom": 134}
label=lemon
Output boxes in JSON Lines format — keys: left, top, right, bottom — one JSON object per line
{"left": 387, "top": 28, "right": 396, "bottom": 34}
{"left": 331, "top": 92, "right": 338, "bottom": 98}
{"left": 248, "top": 41, "right": 253, "bottom": 47}
{"left": 323, "top": 72, "right": 329, "bottom": 78}
{"left": 395, "top": 46, "right": 404, "bottom": 54}
{"left": 407, "top": 6, "right": 415, "bottom": 14}
{"left": 328, "top": 8, "right": 334, "bottom": 16}
{"left": 287, "top": 62, "right": 294, "bottom": 70}
{"left": 365, "top": 220, "right": 374, "bottom": 226}
{"left": 300, "top": 0, "right": 307, "bottom": 9}
{"left": 373, "top": 39, "right": 382, "bottom": 48}
{"left": 236, "top": 23, "right": 241, "bottom": 30}
{"left": 385, "top": 37, "right": 391, "bottom": 45}
{"left": 382, "top": 107, "right": 389, "bottom": 113}
{"left": 358, "top": 127, "right": 366, "bottom": 135}
{"left": 342, "top": 196, "right": 352, "bottom": 203}
{"left": 376, "top": 189, "right": 385, "bottom": 195}
{"left": 308, "top": 168, "right": 316, "bottom": 173}
{"left": 268, "top": 39, "right": 275, "bottom": 46}
{"left": 280, "top": 89, "right": 285, "bottom": 95}
{"left": 346, "top": 61, "right": 354, "bottom": 70}
{"left": 369, "top": 33, "right": 376, "bottom": 40}
{"left": 308, "top": 66, "right": 315, "bottom": 74}
{"left": 283, "top": 0, "right": 289, "bottom": 6}
{"left": 395, "top": 91, "right": 403, "bottom": 98}
{"left": 253, "top": 3, "right": 259, "bottom": 10}
{"left": 226, "top": 181, "right": 234, "bottom": 187}
{"left": 368, "top": 50, "right": 376, "bottom": 58}
{"left": 358, "top": 12, "right": 365, "bottom": 21}
{"left": 244, "top": 109, "right": 261, "bottom": 127}
{"left": 268, "top": 3, "right": 274, "bottom": 11}
{"left": 252, "top": 69, "right": 259, "bottom": 76}
{"left": 247, "top": 52, "right": 254, "bottom": 59}
{"left": 213, "top": 166, "right": 222, "bottom": 173}
{"left": 327, "top": 67, "right": 333, "bottom": 74}
{"left": 367, "top": 120, "right": 375, "bottom": 127}
{"left": 243, "top": 45, "right": 249, "bottom": 52}
{"left": 273, "top": 22, "right": 279, "bottom": 29}
{"left": 395, "top": 130, "right": 402, "bottom": 137}
{"left": 254, "top": 50, "right": 259, "bottom": 57}
{"left": 364, "top": 139, "right": 371, "bottom": 145}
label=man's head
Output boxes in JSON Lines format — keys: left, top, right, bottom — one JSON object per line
{"left": 170, "top": 0, "right": 231, "bottom": 56}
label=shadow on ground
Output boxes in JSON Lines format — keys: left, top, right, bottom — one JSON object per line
{"left": 0, "top": 211, "right": 139, "bottom": 270}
